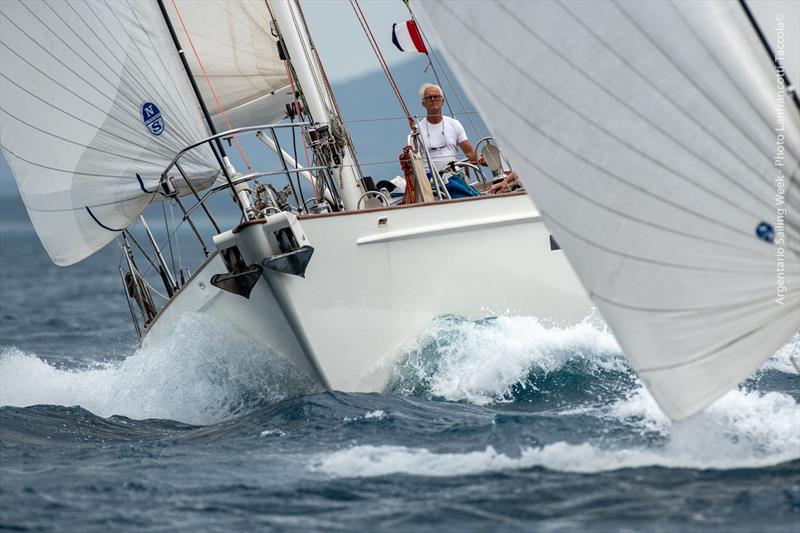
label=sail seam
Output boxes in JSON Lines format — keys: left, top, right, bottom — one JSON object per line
{"left": 0, "top": 75, "right": 172, "bottom": 161}
{"left": 542, "top": 210, "right": 769, "bottom": 274}
{"left": 0, "top": 145, "right": 155, "bottom": 183}
{"left": 45, "top": 0, "right": 174, "bottom": 122}
{"left": 73, "top": 0, "right": 202, "bottom": 131}
{"left": 24, "top": 193, "right": 154, "bottom": 213}
{"left": 498, "top": 0, "right": 779, "bottom": 214}
{"left": 105, "top": 0, "right": 200, "bottom": 129}
{"left": 9, "top": 4, "right": 155, "bottom": 122}
{"left": 0, "top": 108, "right": 161, "bottom": 165}
{"left": 670, "top": 2, "right": 800, "bottom": 164}
{"left": 446, "top": 1, "right": 775, "bottom": 217}
{"left": 638, "top": 318, "right": 791, "bottom": 373}
{"left": 592, "top": 290, "right": 799, "bottom": 315}
{"left": 439, "top": 48, "right": 767, "bottom": 243}
{"left": 611, "top": 0, "right": 781, "bottom": 182}
{"left": 502, "top": 0, "right": 780, "bottom": 209}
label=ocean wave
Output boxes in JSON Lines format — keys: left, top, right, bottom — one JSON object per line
{"left": 314, "top": 385, "right": 799, "bottom": 477}
{"left": 0, "top": 314, "right": 318, "bottom": 425}
{"left": 390, "top": 314, "right": 628, "bottom": 405}
{"left": 390, "top": 315, "right": 799, "bottom": 408}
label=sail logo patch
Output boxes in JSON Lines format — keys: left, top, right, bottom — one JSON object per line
{"left": 142, "top": 102, "right": 164, "bottom": 136}
{"left": 755, "top": 221, "right": 775, "bottom": 243}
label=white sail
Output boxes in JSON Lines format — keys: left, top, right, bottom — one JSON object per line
{"left": 0, "top": 0, "right": 219, "bottom": 266}
{"left": 165, "top": 0, "right": 293, "bottom": 130}
{"left": 416, "top": 0, "right": 800, "bottom": 419}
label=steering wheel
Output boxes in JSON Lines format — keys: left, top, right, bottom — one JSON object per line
{"left": 357, "top": 190, "right": 390, "bottom": 209}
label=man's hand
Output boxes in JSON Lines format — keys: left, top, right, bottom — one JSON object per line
{"left": 489, "top": 171, "right": 520, "bottom": 194}
{"left": 489, "top": 179, "right": 510, "bottom": 194}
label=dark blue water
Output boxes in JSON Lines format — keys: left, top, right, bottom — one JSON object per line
{"left": 1, "top": 218, "right": 799, "bottom": 532}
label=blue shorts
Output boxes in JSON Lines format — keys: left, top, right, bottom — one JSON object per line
{"left": 427, "top": 171, "right": 480, "bottom": 199}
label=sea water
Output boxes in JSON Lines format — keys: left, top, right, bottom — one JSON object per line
{"left": 1, "top": 228, "right": 798, "bottom": 532}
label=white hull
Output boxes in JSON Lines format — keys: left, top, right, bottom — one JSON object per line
{"left": 143, "top": 193, "right": 592, "bottom": 391}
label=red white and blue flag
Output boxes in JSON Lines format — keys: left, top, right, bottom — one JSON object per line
{"left": 391, "top": 20, "right": 427, "bottom": 54}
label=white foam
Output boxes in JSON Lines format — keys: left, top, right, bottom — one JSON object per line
{"left": 607, "top": 385, "right": 799, "bottom": 457}
{"left": 0, "top": 314, "right": 317, "bottom": 425}
{"left": 260, "top": 429, "right": 287, "bottom": 437}
{"left": 315, "top": 387, "right": 799, "bottom": 477}
{"left": 314, "top": 434, "right": 798, "bottom": 478}
{"left": 344, "top": 409, "right": 386, "bottom": 422}
{"left": 759, "top": 333, "right": 800, "bottom": 374}
{"left": 395, "top": 315, "right": 799, "bottom": 409}
{"left": 321, "top": 321, "right": 800, "bottom": 478}
{"left": 394, "top": 315, "right": 624, "bottom": 405}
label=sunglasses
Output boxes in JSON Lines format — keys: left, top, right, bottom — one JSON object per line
{"left": 423, "top": 95, "right": 444, "bottom": 102}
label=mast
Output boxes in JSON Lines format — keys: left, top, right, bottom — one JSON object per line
{"left": 156, "top": 0, "right": 253, "bottom": 218}
{"left": 268, "top": 0, "right": 365, "bottom": 210}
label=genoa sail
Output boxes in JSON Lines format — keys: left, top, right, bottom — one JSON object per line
{"left": 165, "top": 0, "right": 293, "bottom": 131}
{"left": 416, "top": 0, "right": 800, "bottom": 419}
{"left": 0, "top": 0, "right": 220, "bottom": 266}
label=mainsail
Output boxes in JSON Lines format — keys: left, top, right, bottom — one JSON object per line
{"left": 164, "top": 0, "right": 292, "bottom": 130}
{"left": 0, "top": 0, "right": 221, "bottom": 266}
{"left": 416, "top": 0, "right": 799, "bottom": 419}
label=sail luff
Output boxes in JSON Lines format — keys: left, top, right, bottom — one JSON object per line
{"left": 415, "top": 0, "right": 799, "bottom": 419}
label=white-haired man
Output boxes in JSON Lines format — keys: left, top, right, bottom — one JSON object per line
{"left": 414, "top": 83, "right": 482, "bottom": 197}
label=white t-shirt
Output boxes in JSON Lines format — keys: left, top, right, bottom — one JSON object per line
{"left": 415, "top": 116, "right": 468, "bottom": 172}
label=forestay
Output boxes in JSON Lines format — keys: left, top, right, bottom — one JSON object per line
{"left": 417, "top": 0, "right": 799, "bottom": 419}
{"left": 165, "top": 0, "right": 293, "bottom": 130}
{"left": 0, "top": 0, "right": 219, "bottom": 266}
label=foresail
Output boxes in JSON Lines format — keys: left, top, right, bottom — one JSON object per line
{"left": 416, "top": 0, "right": 800, "bottom": 419}
{"left": 165, "top": 0, "right": 293, "bottom": 130}
{"left": 0, "top": 0, "right": 218, "bottom": 266}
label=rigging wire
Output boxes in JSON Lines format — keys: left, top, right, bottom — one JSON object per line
{"left": 282, "top": 59, "right": 312, "bottom": 169}
{"left": 395, "top": 2, "right": 454, "bottom": 119}
{"left": 401, "top": 0, "right": 483, "bottom": 140}
{"left": 161, "top": 200, "right": 177, "bottom": 283}
{"left": 169, "top": 201, "right": 184, "bottom": 283}
{"left": 142, "top": 278, "right": 170, "bottom": 301}
{"left": 341, "top": 111, "right": 481, "bottom": 124}
{"left": 349, "top": 0, "right": 415, "bottom": 130}
{"left": 295, "top": 2, "right": 367, "bottom": 179}
{"left": 169, "top": 0, "right": 254, "bottom": 173}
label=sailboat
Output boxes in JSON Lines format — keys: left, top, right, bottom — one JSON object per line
{"left": 0, "top": 1, "right": 591, "bottom": 395}
{"left": 416, "top": 0, "right": 799, "bottom": 419}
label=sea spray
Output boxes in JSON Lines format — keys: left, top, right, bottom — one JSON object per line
{"left": 0, "top": 314, "right": 318, "bottom": 424}
{"left": 390, "top": 314, "right": 628, "bottom": 405}
{"left": 359, "top": 315, "right": 800, "bottom": 478}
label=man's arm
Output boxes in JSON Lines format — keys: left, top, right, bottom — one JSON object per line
{"left": 458, "top": 139, "right": 478, "bottom": 164}
{"left": 454, "top": 119, "right": 482, "bottom": 165}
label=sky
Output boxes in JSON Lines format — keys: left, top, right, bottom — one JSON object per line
{"left": 301, "top": 0, "right": 419, "bottom": 83}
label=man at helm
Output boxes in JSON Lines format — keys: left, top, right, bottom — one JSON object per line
{"left": 415, "top": 83, "right": 481, "bottom": 174}
{"left": 411, "top": 83, "right": 520, "bottom": 197}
